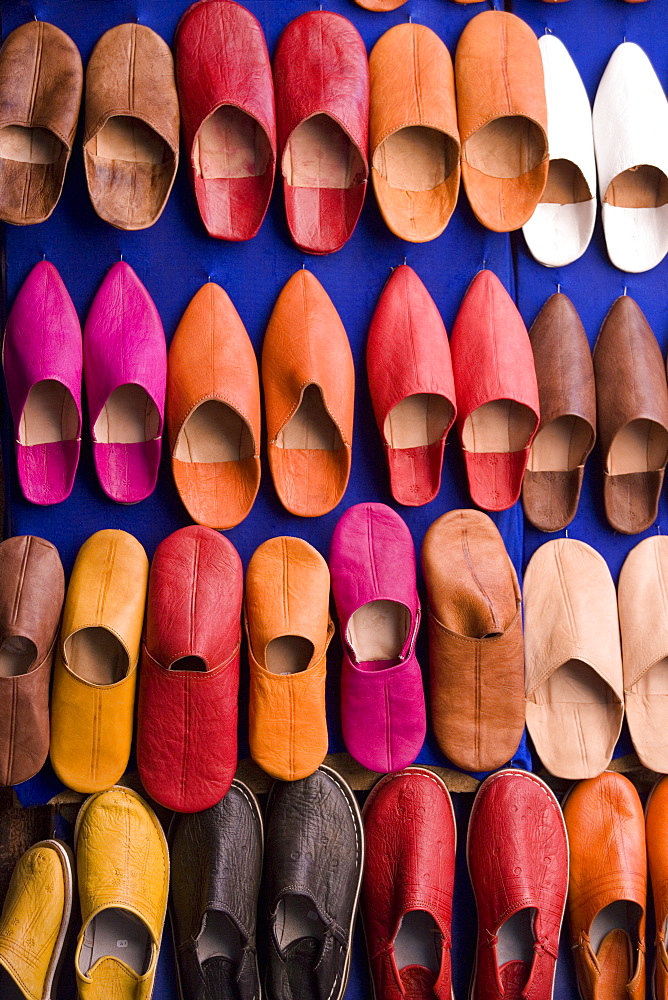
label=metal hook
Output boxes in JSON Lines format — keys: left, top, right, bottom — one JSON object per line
{"left": 658, "top": 525, "right": 662, "bottom": 535}
{"left": 544, "top": 25, "right": 553, "bottom": 34}
{"left": 565, "top": 528, "right": 569, "bottom": 538}
{"left": 409, "top": 12, "right": 413, "bottom": 22}
{"left": 208, "top": 274, "right": 212, "bottom": 282}
{"left": 120, "top": 252, "right": 123, "bottom": 261}
{"left": 623, "top": 285, "right": 628, "bottom": 296}
{"left": 42, "top": 252, "right": 46, "bottom": 261}
{"left": 623, "top": 32, "right": 627, "bottom": 43}
{"left": 557, "top": 283, "right": 561, "bottom": 293}
{"left": 403, "top": 257, "right": 407, "bottom": 266}
{"left": 302, "top": 262, "right": 307, "bottom": 270}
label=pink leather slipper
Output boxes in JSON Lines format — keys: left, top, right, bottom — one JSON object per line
{"left": 3, "top": 261, "right": 82, "bottom": 505}
{"left": 330, "top": 502, "right": 426, "bottom": 773}
{"left": 84, "top": 262, "right": 166, "bottom": 503}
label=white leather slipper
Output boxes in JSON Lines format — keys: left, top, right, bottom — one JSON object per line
{"left": 524, "top": 539, "right": 624, "bottom": 780}
{"left": 523, "top": 34, "right": 596, "bottom": 267}
{"left": 593, "top": 42, "right": 668, "bottom": 273}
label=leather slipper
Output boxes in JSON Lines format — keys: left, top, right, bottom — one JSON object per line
{"left": 524, "top": 539, "right": 623, "bottom": 779}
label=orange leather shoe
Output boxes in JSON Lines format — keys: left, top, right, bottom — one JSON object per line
{"left": 167, "top": 282, "right": 261, "bottom": 530}
{"left": 370, "top": 23, "right": 460, "bottom": 242}
{"left": 564, "top": 772, "right": 646, "bottom": 1000}
{"left": 245, "top": 536, "right": 333, "bottom": 781}
{"left": 455, "top": 11, "right": 548, "bottom": 232}
{"left": 646, "top": 776, "right": 668, "bottom": 1000}
{"left": 262, "top": 269, "right": 354, "bottom": 517}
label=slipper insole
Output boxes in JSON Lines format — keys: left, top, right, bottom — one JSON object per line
{"left": 277, "top": 384, "right": 342, "bottom": 452}
{"left": 80, "top": 908, "right": 151, "bottom": 976}
{"left": 541, "top": 158, "right": 591, "bottom": 205}
{"left": 19, "top": 380, "right": 79, "bottom": 446}
{"left": 64, "top": 627, "right": 128, "bottom": 685}
{"left": 0, "top": 636, "right": 36, "bottom": 677}
{"left": 0, "top": 124, "right": 62, "bottom": 165}
{"left": 608, "top": 419, "right": 668, "bottom": 475}
{"left": 465, "top": 117, "right": 545, "bottom": 179}
{"left": 347, "top": 600, "right": 410, "bottom": 663}
{"left": 374, "top": 126, "right": 458, "bottom": 192}
{"left": 93, "top": 385, "right": 159, "bottom": 445}
{"left": 285, "top": 113, "right": 364, "bottom": 190}
{"left": 93, "top": 116, "right": 168, "bottom": 166}
{"left": 175, "top": 400, "right": 255, "bottom": 464}
{"left": 394, "top": 910, "right": 441, "bottom": 975}
{"left": 607, "top": 165, "right": 668, "bottom": 209}
{"left": 198, "top": 911, "right": 242, "bottom": 965}
{"left": 463, "top": 401, "right": 537, "bottom": 455}
{"left": 384, "top": 394, "right": 453, "bottom": 450}
{"left": 266, "top": 635, "right": 314, "bottom": 675}
{"left": 275, "top": 895, "right": 326, "bottom": 951}
{"left": 528, "top": 416, "right": 593, "bottom": 473}
{"left": 196, "top": 105, "right": 272, "bottom": 180}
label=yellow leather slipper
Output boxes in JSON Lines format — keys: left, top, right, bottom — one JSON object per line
{"left": 50, "top": 529, "right": 148, "bottom": 793}
{"left": 0, "top": 840, "right": 73, "bottom": 1000}
{"left": 74, "top": 786, "right": 169, "bottom": 1000}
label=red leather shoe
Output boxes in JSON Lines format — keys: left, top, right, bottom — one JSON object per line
{"left": 362, "top": 767, "right": 456, "bottom": 999}
{"left": 367, "top": 266, "right": 457, "bottom": 506}
{"left": 451, "top": 270, "right": 539, "bottom": 510}
{"left": 176, "top": 0, "right": 276, "bottom": 241}
{"left": 137, "top": 525, "right": 243, "bottom": 813}
{"left": 467, "top": 769, "right": 568, "bottom": 1000}
{"left": 274, "top": 11, "right": 369, "bottom": 255}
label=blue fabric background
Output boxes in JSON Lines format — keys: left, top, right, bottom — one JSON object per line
{"left": 1, "top": 0, "right": 665, "bottom": 995}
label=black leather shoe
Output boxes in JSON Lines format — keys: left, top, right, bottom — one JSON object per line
{"left": 170, "top": 778, "right": 263, "bottom": 1000}
{"left": 264, "top": 764, "right": 364, "bottom": 1000}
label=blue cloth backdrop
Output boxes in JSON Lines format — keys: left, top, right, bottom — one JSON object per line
{"left": 2, "top": 0, "right": 666, "bottom": 996}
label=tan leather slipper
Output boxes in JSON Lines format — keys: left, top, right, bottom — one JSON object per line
{"left": 619, "top": 537, "right": 668, "bottom": 772}
{"left": 524, "top": 539, "right": 623, "bottom": 779}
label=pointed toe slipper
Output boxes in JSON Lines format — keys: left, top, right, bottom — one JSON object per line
{"left": 456, "top": 11, "right": 548, "bottom": 232}
{"left": 84, "top": 262, "right": 166, "bottom": 504}
{"left": 3, "top": 261, "right": 82, "bottom": 505}
{"left": 523, "top": 35, "right": 596, "bottom": 267}
{"left": 175, "top": 0, "right": 276, "bottom": 241}
{"left": 167, "top": 282, "right": 261, "bottom": 530}
{"left": 451, "top": 270, "right": 539, "bottom": 511}
{"left": 370, "top": 24, "right": 460, "bottom": 243}
{"left": 523, "top": 293, "right": 596, "bottom": 532}
{"left": 367, "top": 266, "right": 456, "bottom": 505}
{"left": 594, "top": 43, "right": 668, "bottom": 273}
{"left": 594, "top": 295, "right": 668, "bottom": 534}
{"left": 524, "top": 539, "right": 623, "bottom": 779}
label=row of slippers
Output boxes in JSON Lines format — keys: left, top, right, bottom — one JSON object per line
{"left": 1, "top": 504, "right": 666, "bottom": 808}
{"left": 0, "top": 768, "right": 664, "bottom": 1000}
{"left": 3, "top": 5, "right": 666, "bottom": 271}
{"left": 6, "top": 258, "right": 668, "bottom": 535}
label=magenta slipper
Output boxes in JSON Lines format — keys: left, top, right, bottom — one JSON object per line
{"left": 84, "top": 262, "right": 167, "bottom": 503}
{"left": 3, "top": 261, "right": 82, "bottom": 505}
{"left": 329, "top": 502, "right": 426, "bottom": 773}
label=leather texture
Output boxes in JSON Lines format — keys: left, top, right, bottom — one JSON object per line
{"left": 84, "top": 23, "right": 179, "bottom": 230}
{"left": 646, "top": 776, "right": 668, "bottom": 1000}
{"left": 362, "top": 767, "right": 456, "bottom": 1000}
{"left": 274, "top": 11, "right": 369, "bottom": 254}
{"left": 175, "top": 0, "right": 276, "bottom": 241}
{"left": 245, "top": 535, "right": 331, "bottom": 782}
{"left": 594, "top": 295, "right": 668, "bottom": 534}
{"left": 524, "top": 539, "right": 623, "bottom": 779}
{"left": 564, "top": 772, "right": 646, "bottom": 1000}
{"left": 50, "top": 529, "right": 148, "bottom": 793}
{"left": 369, "top": 24, "right": 460, "bottom": 242}
{"left": 3, "top": 260, "right": 82, "bottom": 505}
{"left": 0, "top": 20, "right": 82, "bottom": 225}
{"left": 138, "top": 525, "right": 243, "bottom": 813}
{"left": 74, "top": 786, "right": 169, "bottom": 1000}
{"left": 366, "top": 265, "right": 456, "bottom": 506}
{"left": 0, "top": 839, "right": 72, "bottom": 1000}
{"left": 170, "top": 779, "right": 263, "bottom": 1000}
{"left": 456, "top": 11, "right": 548, "bottom": 232}
{"left": 522, "top": 293, "right": 596, "bottom": 532}
{"left": 450, "top": 269, "right": 539, "bottom": 511}
{"left": 264, "top": 765, "right": 364, "bottom": 1000}
{"left": 422, "top": 509, "right": 524, "bottom": 772}
{"left": 330, "top": 502, "right": 426, "bottom": 774}
{"left": 0, "top": 535, "right": 64, "bottom": 788}
{"left": 262, "top": 269, "right": 354, "bottom": 517}
{"left": 523, "top": 35, "right": 596, "bottom": 267}
{"left": 167, "top": 281, "right": 261, "bottom": 530}
{"left": 84, "top": 261, "right": 166, "bottom": 504}
{"left": 468, "top": 770, "right": 568, "bottom": 1000}
{"left": 593, "top": 42, "right": 668, "bottom": 273}
{"left": 618, "top": 537, "right": 668, "bottom": 773}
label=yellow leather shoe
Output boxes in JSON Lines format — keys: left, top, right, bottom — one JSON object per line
{"left": 0, "top": 840, "right": 73, "bottom": 1000}
{"left": 50, "top": 529, "right": 148, "bottom": 792}
{"left": 74, "top": 786, "right": 169, "bottom": 1000}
